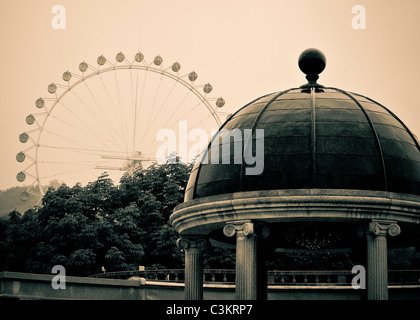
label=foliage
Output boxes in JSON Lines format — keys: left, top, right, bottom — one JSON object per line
{"left": 0, "top": 158, "right": 193, "bottom": 276}
{"left": 0, "top": 180, "right": 62, "bottom": 219}
{"left": 0, "top": 187, "right": 38, "bottom": 219}
{"left": 3, "top": 156, "right": 418, "bottom": 276}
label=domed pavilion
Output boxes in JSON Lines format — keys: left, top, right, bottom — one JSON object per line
{"left": 169, "top": 49, "right": 420, "bottom": 300}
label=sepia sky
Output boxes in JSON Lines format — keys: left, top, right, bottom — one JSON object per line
{"left": 1, "top": 0, "right": 420, "bottom": 191}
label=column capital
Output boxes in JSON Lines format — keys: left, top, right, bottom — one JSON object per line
{"left": 223, "top": 220, "right": 253, "bottom": 238}
{"left": 223, "top": 220, "right": 269, "bottom": 239}
{"left": 368, "top": 220, "right": 401, "bottom": 238}
{"left": 177, "top": 237, "right": 207, "bottom": 250}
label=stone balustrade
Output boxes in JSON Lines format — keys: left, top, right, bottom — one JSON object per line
{"left": 90, "top": 269, "right": 420, "bottom": 286}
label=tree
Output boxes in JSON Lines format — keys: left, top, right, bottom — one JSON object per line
{"left": 0, "top": 157, "right": 241, "bottom": 276}
{"left": 0, "top": 218, "right": 8, "bottom": 270}
{"left": 4, "top": 209, "right": 42, "bottom": 272}
{"left": 69, "top": 249, "right": 97, "bottom": 276}
{"left": 105, "top": 247, "right": 127, "bottom": 272}
{"left": 117, "top": 160, "right": 192, "bottom": 268}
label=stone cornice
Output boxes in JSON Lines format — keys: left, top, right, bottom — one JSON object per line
{"left": 170, "top": 189, "right": 420, "bottom": 236}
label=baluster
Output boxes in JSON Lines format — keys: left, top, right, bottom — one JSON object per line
{"left": 211, "top": 274, "right": 216, "bottom": 282}
{"left": 268, "top": 272, "right": 275, "bottom": 284}
{"left": 223, "top": 273, "right": 227, "bottom": 282}
{"left": 304, "top": 275, "right": 308, "bottom": 283}
{"left": 175, "top": 273, "right": 179, "bottom": 281}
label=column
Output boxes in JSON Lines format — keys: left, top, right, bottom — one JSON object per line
{"left": 366, "top": 220, "right": 401, "bottom": 300}
{"left": 257, "top": 245, "right": 270, "bottom": 300}
{"left": 177, "top": 237, "right": 206, "bottom": 300}
{"left": 223, "top": 220, "right": 269, "bottom": 300}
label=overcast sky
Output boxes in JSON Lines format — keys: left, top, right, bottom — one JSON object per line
{"left": 1, "top": 0, "right": 420, "bottom": 192}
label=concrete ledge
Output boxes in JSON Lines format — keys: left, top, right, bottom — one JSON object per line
{"left": 0, "top": 271, "right": 143, "bottom": 287}
{"left": 170, "top": 189, "right": 420, "bottom": 235}
{"left": 0, "top": 271, "right": 145, "bottom": 300}
{"left": 1, "top": 271, "right": 420, "bottom": 300}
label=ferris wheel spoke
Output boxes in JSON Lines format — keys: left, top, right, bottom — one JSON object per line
{"left": 142, "top": 78, "right": 179, "bottom": 143}
{"left": 140, "top": 99, "right": 218, "bottom": 160}
{"left": 50, "top": 105, "right": 118, "bottom": 152}
{"left": 68, "top": 88, "right": 126, "bottom": 148}
{"left": 39, "top": 144, "right": 129, "bottom": 157}
{"left": 113, "top": 70, "right": 132, "bottom": 146}
{"left": 20, "top": 144, "right": 36, "bottom": 154}
{"left": 141, "top": 112, "right": 214, "bottom": 156}
{"left": 39, "top": 160, "right": 103, "bottom": 165}
{"left": 147, "top": 90, "right": 192, "bottom": 143}
{"left": 21, "top": 161, "right": 36, "bottom": 172}
{"left": 130, "top": 69, "right": 138, "bottom": 153}
{"left": 39, "top": 165, "right": 104, "bottom": 182}
{"left": 147, "top": 72, "right": 164, "bottom": 127}
{"left": 38, "top": 159, "right": 123, "bottom": 169}
{"left": 39, "top": 157, "right": 132, "bottom": 181}
{"left": 98, "top": 74, "right": 130, "bottom": 150}
{"left": 187, "top": 113, "right": 215, "bottom": 131}
{"left": 165, "top": 99, "right": 204, "bottom": 131}
{"left": 179, "top": 115, "right": 212, "bottom": 146}
{"left": 133, "top": 68, "right": 149, "bottom": 153}
{"left": 41, "top": 128, "right": 113, "bottom": 152}
{"left": 21, "top": 153, "right": 36, "bottom": 163}
{"left": 82, "top": 81, "right": 128, "bottom": 150}
{"left": 25, "top": 186, "right": 41, "bottom": 196}
{"left": 19, "top": 181, "right": 42, "bottom": 203}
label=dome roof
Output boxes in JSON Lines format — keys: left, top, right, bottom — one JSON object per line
{"left": 184, "top": 50, "right": 420, "bottom": 201}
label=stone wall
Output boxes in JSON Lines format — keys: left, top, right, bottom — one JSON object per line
{"left": 1, "top": 271, "right": 419, "bottom": 300}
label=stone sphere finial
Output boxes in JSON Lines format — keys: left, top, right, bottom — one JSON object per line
{"left": 298, "top": 48, "right": 326, "bottom": 87}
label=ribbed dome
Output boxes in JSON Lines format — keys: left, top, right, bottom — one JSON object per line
{"left": 184, "top": 49, "right": 420, "bottom": 201}
{"left": 185, "top": 87, "right": 420, "bottom": 201}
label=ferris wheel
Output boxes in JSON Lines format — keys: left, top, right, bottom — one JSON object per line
{"left": 16, "top": 51, "right": 227, "bottom": 202}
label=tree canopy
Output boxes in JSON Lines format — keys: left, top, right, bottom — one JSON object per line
{"left": 0, "top": 159, "right": 217, "bottom": 276}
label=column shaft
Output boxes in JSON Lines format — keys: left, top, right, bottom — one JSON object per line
{"left": 366, "top": 221, "right": 401, "bottom": 300}
{"left": 367, "top": 232, "right": 388, "bottom": 300}
{"left": 223, "top": 221, "right": 269, "bottom": 300}
{"left": 177, "top": 238, "right": 206, "bottom": 300}
{"left": 185, "top": 247, "right": 204, "bottom": 300}
{"left": 235, "top": 232, "right": 257, "bottom": 300}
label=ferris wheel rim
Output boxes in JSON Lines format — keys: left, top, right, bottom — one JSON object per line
{"left": 17, "top": 51, "right": 226, "bottom": 201}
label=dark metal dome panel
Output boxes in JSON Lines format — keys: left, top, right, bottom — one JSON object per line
{"left": 185, "top": 88, "right": 420, "bottom": 201}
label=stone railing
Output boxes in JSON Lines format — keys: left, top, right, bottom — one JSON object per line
{"left": 90, "top": 269, "right": 420, "bottom": 286}
{"left": 268, "top": 270, "right": 351, "bottom": 285}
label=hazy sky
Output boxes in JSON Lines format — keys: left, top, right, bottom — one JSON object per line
{"left": 1, "top": 0, "right": 420, "bottom": 192}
